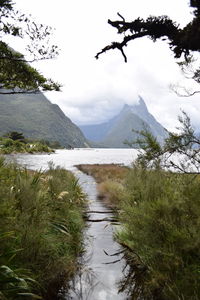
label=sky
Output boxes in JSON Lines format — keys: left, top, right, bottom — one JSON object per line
{"left": 9, "top": 0, "right": 200, "bottom": 131}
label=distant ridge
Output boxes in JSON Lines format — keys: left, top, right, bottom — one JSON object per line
{"left": 0, "top": 92, "right": 89, "bottom": 148}
{"left": 79, "top": 96, "right": 168, "bottom": 148}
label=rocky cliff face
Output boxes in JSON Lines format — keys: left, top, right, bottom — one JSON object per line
{"left": 0, "top": 92, "right": 89, "bottom": 148}
{"left": 80, "top": 96, "right": 168, "bottom": 148}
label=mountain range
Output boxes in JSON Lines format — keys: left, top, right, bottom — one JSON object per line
{"left": 0, "top": 92, "right": 89, "bottom": 148}
{"left": 79, "top": 96, "right": 168, "bottom": 148}
{"left": 0, "top": 92, "right": 168, "bottom": 149}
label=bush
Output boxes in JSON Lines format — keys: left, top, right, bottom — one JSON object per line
{"left": 117, "top": 167, "right": 200, "bottom": 300}
{"left": 26, "top": 142, "right": 53, "bottom": 153}
{"left": 0, "top": 137, "right": 53, "bottom": 154}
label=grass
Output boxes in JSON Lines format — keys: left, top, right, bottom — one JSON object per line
{"left": 0, "top": 158, "right": 86, "bottom": 299}
{"left": 77, "top": 163, "right": 200, "bottom": 300}
{"left": 77, "top": 164, "right": 128, "bottom": 208}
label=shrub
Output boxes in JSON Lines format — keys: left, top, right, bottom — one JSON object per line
{"left": 117, "top": 167, "right": 200, "bottom": 300}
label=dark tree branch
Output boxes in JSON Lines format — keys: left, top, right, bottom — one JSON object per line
{"left": 95, "top": 32, "right": 147, "bottom": 62}
{"left": 96, "top": 3, "right": 200, "bottom": 63}
{"left": 117, "top": 12, "right": 125, "bottom": 22}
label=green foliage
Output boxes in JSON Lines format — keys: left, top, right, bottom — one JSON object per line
{"left": 0, "top": 136, "right": 53, "bottom": 154}
{"left": 130, "top": 128, "right": 163, "bottom": 168}
{"left": 0, "top": 263, "right": 41, "bottom": 300}
{"left": 0, "top": 1, "right": 60, "bottom": 93}
{"left": 117, "top": 167, "right": 200, "bottom": 299}
{"left": 132, "top": 112, "right": 200, "bottom": 173}
{"left": 113, "top": 113, "right": 200, "bottom": 299}
{"left": 0, "top": 159, "right": 86, "bottom": 299}
{"left": 77, "top": 162, "right": 200, "bottom": 299}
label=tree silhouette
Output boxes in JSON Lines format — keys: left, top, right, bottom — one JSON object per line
{"left": 96, "top": 1, "right": 200, "bottom": 64}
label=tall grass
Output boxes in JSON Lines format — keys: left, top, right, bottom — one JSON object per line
{"left": 77, "top": 164, "right": 128, "bottom": 183}
{"left": 0, "top": 158, "right": 86, "bottom": 299}
{"left": 78, "top": 163, "right": 200, "bottom": 299}
{"left": 117, "top": 167, "right": 200, "bottom": 300}
{"left": 77, "top": 164, "right": 128, "bottom": 208}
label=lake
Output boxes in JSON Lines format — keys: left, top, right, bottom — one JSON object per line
{"left": 7, "top": 148, "right": 139, "bottom": 170}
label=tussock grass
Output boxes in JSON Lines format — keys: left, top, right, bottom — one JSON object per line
{"left": 77, "top": 164, "right": 128, "bottom": 183}
{"left": 77, "top": 164, "right": 128, "bottom": 208}
{"left": 0, "top": 158, "right": 86, "bottom": 299}
{"left": 117, "top": 167, "right": 200, "bottom": 300}
{"left": 98, "top": 180, "right": 125, "bottom": 208}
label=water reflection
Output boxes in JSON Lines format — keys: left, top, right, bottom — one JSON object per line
{"left": 65, "top": 170, "right": 128, "bottom": 300}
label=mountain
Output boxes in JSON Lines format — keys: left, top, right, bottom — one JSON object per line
{"left": 79, "top": 96, "right": 168, "bottom": 148}
{"left": 0, "top": 92, "right": 89, "bottom": 148}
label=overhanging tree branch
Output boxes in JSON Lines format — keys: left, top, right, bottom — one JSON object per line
{"left": 96, "top": 2, "right": 200, "bottom": 64}
{"left": 95, "top": 31, "right": 148, "bottom": 62}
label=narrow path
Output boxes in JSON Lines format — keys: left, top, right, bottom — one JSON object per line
{"left": 65, "top": 169, "right": 128, "bottom": 300}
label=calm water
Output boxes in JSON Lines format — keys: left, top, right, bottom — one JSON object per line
{"left": 7, "top": 148, "right": 139, "bottom": 300}
{"left": 7, "top": 148, "right": 139, "bottom": 171}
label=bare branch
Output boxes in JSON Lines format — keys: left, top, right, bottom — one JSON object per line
{"left": 117, "top": 12, "right": 125, "bottom": 22}
{"left": 95, "top": 32, "right": 147, "bottom": 62}
{"left": 170, "top": 84, "right": 200, "bottom": 97}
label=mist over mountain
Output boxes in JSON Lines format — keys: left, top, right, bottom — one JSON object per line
{"left": 79, "top": 96, "right": 168, "bottom": 148}
{"left": 0, "top": 92, "right": 89, "bottom": 148}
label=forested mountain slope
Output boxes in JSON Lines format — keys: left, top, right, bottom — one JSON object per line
{"left": 0, "top": 92, "right": 89, "bottom": 148}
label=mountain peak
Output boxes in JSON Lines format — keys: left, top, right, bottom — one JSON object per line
{"left": 79, "top": 95, "right": 168, "bottom": 147}
{"left": 121, "top": 96, "right": 148, "bottom": 115}
{"left": 138, "top": 95, "right": 147, "bottom": 108}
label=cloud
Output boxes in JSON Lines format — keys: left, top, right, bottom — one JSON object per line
{"left": 13, "top": 0, "right": 200, "bottom": 131}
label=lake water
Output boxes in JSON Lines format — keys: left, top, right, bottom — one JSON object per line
{"left": 6, "top": 148, "right": 139, "bottom": 300}
{"left": 7, "top": 148, "right": 139, "bottom": 171}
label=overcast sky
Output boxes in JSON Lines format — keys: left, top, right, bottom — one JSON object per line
{"left": 11, "top": 0, "right": 200, "bottom": 131}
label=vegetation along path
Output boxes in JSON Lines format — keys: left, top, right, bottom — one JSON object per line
{"left": 77, "top": 163, "right": 200, "bottom": 300}
{"left": 0, "top": 158, "right": 87, "bottom": 300}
